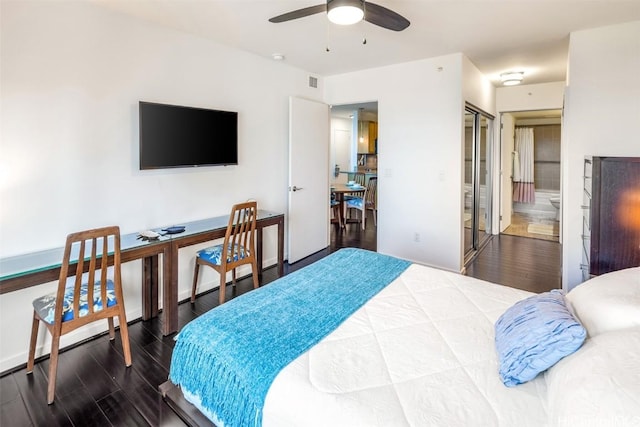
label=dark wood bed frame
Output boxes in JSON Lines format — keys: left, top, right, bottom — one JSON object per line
{"left": 159, "top": 381, "right": 215, "bottom": 427}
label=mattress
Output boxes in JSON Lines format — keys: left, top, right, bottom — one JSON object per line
{"left": 260, "top": 263, "right": 548, "bottom": 426}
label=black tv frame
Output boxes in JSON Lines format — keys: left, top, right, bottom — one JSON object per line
{"left": 139, "top": 101, "right": 238, "bottom": 170}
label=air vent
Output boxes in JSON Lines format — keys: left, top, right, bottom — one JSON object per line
{"left": 308, "top": 76, "right": 318, "bottom": 88}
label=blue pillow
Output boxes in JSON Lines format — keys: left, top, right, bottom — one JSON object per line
{"left": 495, "top": 289, "right": 586, "bottom": 387}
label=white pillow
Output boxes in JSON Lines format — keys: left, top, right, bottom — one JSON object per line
{"left": 545, "top": 328, "right": 640, "bottom": 427}
{"left": 566, "top": 266, "right": 640, "bottom": 337}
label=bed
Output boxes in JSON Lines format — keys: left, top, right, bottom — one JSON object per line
{"left": 161, "top": 248, "right": 640, "bottom": 427}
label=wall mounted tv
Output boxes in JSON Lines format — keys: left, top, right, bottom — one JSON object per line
{"left": 139, "top": 101, "right": 238, "bottom": 169}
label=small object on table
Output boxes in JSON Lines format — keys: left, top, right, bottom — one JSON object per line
{"left": 162, "top": 226, "right": 186, "bottom": 234}
{"left": 138, "top": 230, "right": 161, "bottom": 241}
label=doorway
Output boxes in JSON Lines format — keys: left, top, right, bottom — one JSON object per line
{"left": 329, "top": 102, "right": 378, "bottom": 181}
{"left": 464, "top": 104, "right": 494, "bottom": 263}
{"left": 499, "top": 110, "right": 562, "bottom": 243}
{"left": 329, "top": 101, "right": 378, "bottom": 250}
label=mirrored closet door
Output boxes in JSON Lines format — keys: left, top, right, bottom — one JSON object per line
{"left": 464, "top": 105, "right": 494, "bottom": 262}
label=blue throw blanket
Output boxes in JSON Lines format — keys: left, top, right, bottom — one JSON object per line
{"left": 169, "top": 248, "right": 411, "bottom": 427}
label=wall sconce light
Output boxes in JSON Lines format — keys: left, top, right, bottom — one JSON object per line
{"left": 327, "top": 0, "right": 364, "bottom": 25}
{"left": 500, "top": 71, "right": 524, "bottom": 86}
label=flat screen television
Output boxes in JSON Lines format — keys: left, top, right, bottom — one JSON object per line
{"left": 139, "top": 101, "right": 238, "bottom": 169}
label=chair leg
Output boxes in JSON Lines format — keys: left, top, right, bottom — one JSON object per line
{"left": 337, "top": 205, "right": 344, "bottom": 229}
{"left": 232, "top": 268, "right": 236, "bottom": 285}
{"left": 361, "top": 209, "right": 366, "bottom": 230}
{"left": 118, "top": 312, "right": 132, "bottom": 367}
{"left": 372, "top": 209, "right": 377, "bottom": 226}
{"left": 218, "top": 271, "right": 227, "bottom": 305}
{"left": 47, "top": 333, "right": 61, "bottom": 404}
{"left": 191, "top": 262, "right": 200, "bottom": 303}
{"left": 251, "top": 259, "right": 259, "bottom": 290}
{"left": 27, "top": 311, "right": 39, "bottom": 374}
{"left": 107, "top": 318, "right": 115, "bottom": 340}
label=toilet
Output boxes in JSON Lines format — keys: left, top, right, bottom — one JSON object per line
{"left": 549, "top": 196, "right": 561, "bottom": 220}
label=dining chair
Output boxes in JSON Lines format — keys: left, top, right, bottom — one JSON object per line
{"left": 345, "top": 177, "right": 378, "bottom": 230}
{"left": 191, "top": 201, "right": 259, "bottom": 305}
{"left": 27, "top": 226, "right": 132, "bottom": 404}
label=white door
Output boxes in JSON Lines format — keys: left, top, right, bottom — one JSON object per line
{"left": 288, "top": 97, "right": 330, "bottom": 263}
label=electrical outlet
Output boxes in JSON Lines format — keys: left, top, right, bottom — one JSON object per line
{"left": 414, "top": 232, "right": 420, "bottom": 243}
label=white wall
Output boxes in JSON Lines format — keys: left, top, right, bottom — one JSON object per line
{"left": 326, "top": 53, "right": 493, "bottom": 272}
{"left": 496, "top": 82, "right": 565, "bottom": 113}
{"left": 562, "top": 20, "right": 640, "bottom": 290}
{"left": 462, "top": 56, "right": 496, "bottom": 115}
{"left": 0, "top": 1, "right": 321, "bottom": 372}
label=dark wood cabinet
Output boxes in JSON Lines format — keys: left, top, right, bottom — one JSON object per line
{"left": 589, "top": 156, "right": 640, "bottom": 275}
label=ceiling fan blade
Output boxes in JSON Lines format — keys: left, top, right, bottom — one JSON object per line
{"left": 269, "top": 4, "right": 327, "bottom": 23}
{"left": 364, "top": 2, "right": 410, "bottom": 31}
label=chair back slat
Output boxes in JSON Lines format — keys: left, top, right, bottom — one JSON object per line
{"left": 101, "top": 235, "right": 109, "bottom": 313}
{"left": 87, "top": 238, "right": 98, "bottom": 316}
{"left": 74, "top": 240, "right": 87, "bottom": 321}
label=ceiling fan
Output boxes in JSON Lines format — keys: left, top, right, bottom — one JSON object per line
{"left": 269, "top": 0, "right": 410, "bottom": 32}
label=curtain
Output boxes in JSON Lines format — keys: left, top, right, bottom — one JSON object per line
{"left": 513, "top": 127, "right": 535, "bottom": 203}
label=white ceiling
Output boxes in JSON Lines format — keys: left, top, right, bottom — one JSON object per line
{"left": 92, "top": 0, "right": 640, "bottom": 86}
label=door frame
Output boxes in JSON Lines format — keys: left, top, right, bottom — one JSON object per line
{"left": 497, "top": 109, "right": 563, "bottom": 242}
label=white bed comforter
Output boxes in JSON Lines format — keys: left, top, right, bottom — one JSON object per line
{"left": 263, "top": 263, "right": 549, "bottom": 427}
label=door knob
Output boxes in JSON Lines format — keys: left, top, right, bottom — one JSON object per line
{"left": 290, "top": 186, "right": 303, "bottom": 192}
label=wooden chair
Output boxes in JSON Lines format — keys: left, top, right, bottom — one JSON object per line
{"left": 345, "top": 177, "right": 378, "bottom": 230}
{"left": 27, "top": 226, "right": 132, "bottom": 404}
{"left": 192, "top": 201, "right": 259, "bottom": 305}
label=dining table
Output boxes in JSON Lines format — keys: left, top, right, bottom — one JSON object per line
{"left": 331, "top": 183, "right": 365, "bottom": 228}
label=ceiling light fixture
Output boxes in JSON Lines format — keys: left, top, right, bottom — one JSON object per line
{"left": 271, "top": 53, "right": 285, "bottom": 61}
{"left": 327, "top": 0, "right": 364, "bottom": 26}
{"left": 500, "top": 71, "right": 524, "bottom": 86}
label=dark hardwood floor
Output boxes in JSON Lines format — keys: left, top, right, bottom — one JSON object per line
{"left": 465, "top": 233, "right": 562, "bottom": 293}
{"left": 1, "top": 215, "right": 560, "bottom": 426}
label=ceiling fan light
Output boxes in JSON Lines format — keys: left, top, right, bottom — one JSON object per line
{"left": 500, "top": 71, "right": 524, "bottom": 86}
{"left": 327, "top": 0, "right": 364, "bottom": 25}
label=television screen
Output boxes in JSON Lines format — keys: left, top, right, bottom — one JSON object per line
{"left": 139, "top": 101, "right": 238, "bottom": 169}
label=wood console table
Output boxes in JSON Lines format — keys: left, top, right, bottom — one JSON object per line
{"left": 0, "top": 210, "right": 285, "bottom": 336}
